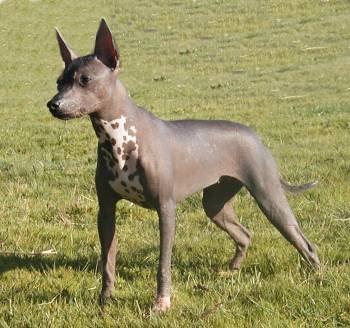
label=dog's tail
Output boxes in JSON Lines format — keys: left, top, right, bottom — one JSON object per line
{"left": 280, "top": 179, "right": 318, "bottom": 193}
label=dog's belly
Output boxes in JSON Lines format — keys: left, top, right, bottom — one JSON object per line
{"left": 173, "top": 154, "right": 232, "bottom": 201}
{"left": 168, "top": 120, "right": 248, "bottom": 201}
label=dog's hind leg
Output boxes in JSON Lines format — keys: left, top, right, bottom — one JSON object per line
{"left": 242, "top": 149, "right": 320, "bottom": 269}
{"left": 253, "top": 185, "right": 320, "bottom": 269}
{"left": 202, "top": 177, "right": 251, "bottom": 270}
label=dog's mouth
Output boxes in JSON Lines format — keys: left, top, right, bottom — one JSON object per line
{"left": 47, "top": 99, "right": 84, "bottom": 120}
{"left": 48, "top": 106, "right": 84, "bottom": 120}
{"left": 50, "top": 110, "right": 74, "bottom": 120}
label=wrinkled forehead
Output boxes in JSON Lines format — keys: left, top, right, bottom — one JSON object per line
{"left": 58, "top": 55, "right": 107, "bottom": 83}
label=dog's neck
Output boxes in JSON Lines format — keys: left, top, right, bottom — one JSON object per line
{"left": 90, "top": 79, "right": 137, "bottom": 136}
{"left": 92, "top": 79, "right": 133, "bottom": 122}
{"left": 90, "top": 79, "right": 142, "bottom": 173}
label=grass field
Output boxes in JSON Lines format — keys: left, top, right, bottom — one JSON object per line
{"left": 0, "top": 0, "right": 349, "bottom": 326}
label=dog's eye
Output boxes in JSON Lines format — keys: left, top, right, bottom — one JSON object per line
{"left": 79, "top": 75, "right": 91, "bottom": 86}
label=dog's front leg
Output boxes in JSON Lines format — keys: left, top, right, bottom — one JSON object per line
{"left": 153, "top": 200, "right": 176, "bottom": 312}
{"left": 97, "top": 195, "right": 118, "bottom": 305}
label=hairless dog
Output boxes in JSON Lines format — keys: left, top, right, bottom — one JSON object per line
{"left": 47, "top": 19, "right": 320, "bottom": 312}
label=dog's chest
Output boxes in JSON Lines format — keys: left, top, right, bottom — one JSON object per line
{"left": 94, "top": 116, "right": 145, "bottom": 204}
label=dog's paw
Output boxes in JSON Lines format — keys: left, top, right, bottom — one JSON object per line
{"left": 229, "top": 255, "right": 245, "bottom": 271}
{"left": 98, "top": 290, "right": 115, "bottom": 307}
{"left": 152, "top": 296, "right": 171, "bottom": 313}
{"left": 229, "top": 260, "right": 241, "bottom": 271}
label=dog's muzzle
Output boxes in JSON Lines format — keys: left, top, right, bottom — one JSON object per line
{"left": 47, "top": 99, "right": 61, "bottom": 114}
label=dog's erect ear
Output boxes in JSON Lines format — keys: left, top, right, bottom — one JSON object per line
{"left": 55, "top": 28, "right": 77, "bottom": 67}
{"left": 94, "top": 18, "right": 120, "bottom": 70}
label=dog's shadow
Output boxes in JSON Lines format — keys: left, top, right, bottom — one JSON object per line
{"left": 0, "top": 244, "right": 159, "bottom": 280}
{"left": 0, "top": 254, "right": 98, "bottom": 275}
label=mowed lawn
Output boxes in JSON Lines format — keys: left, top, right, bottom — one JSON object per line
{"left": 0, "top": 0, "right": 349, "bottom": 326}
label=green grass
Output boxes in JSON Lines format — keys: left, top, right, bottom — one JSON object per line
{"left": 0, "top": 0, "right": 349, "bottom": 326}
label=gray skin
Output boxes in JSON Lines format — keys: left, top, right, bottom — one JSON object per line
{"left": 47, "top": 19, "right": 320, "bottom": 312}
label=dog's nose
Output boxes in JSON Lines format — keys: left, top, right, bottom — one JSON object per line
{"left": 47, "top": 100, "right": 60, "bottom": 112}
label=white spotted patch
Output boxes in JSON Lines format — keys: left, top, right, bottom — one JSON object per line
{"left": 93, "top": 116, "right": 145, "bottom": 204}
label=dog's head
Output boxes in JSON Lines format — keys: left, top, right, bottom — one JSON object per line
{"left": 47, "top": 19, "right": 120, "bottom": 120}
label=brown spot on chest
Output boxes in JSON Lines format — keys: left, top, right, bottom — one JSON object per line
{"left": 96, "top": 116, "right": 145, "bottom": 204}
{"left": 122, "top": 140, "right": 137, "bottom": 153}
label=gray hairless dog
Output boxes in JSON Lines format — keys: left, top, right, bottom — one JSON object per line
{"left": 47, "top": 19, "right": 320, "bottom": 312}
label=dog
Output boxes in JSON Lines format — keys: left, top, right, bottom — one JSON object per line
{"left": 47, "top": 19, "right": 320, "bottom": 312}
